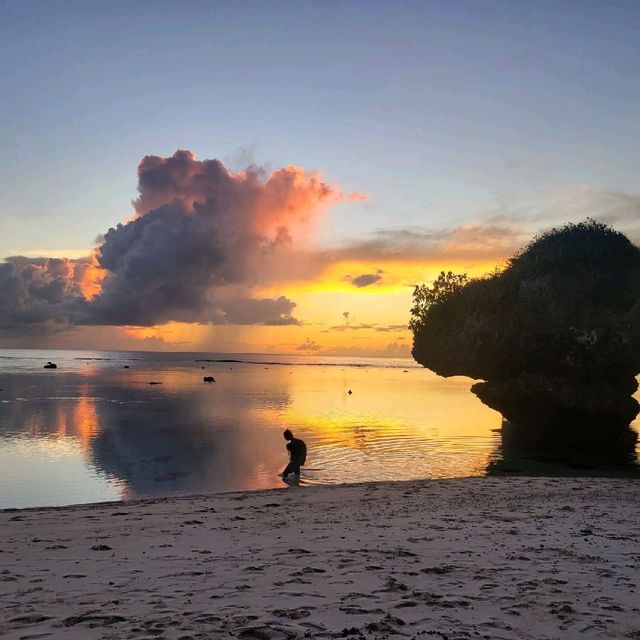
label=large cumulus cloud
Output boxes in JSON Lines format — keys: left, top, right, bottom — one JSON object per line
{"left": 0, "top": 150, "right": 344, "bottom": 334}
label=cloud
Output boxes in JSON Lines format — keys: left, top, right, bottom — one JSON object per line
{"left": 327, "top": 322, "right": 408, "bottom": 333}
{"left": 321, "top": 341, "right": 411, "bottom": 358}
{"left": 211, "top": 185, "right": 640, "bottom": 291}
{"left": 215, "top": 296, "right": 299, "bottom": 326}
{"left": 375, "top": 324, "right": 408, "bottom": 332}
{"left": 488, "top": 186, "right": 640, "bottom": 231}
{"left": 5, "top": 160, "right": 640, "bottom": 344}
{"left": 349, "top": 271, "right": 383, "bottom": 288}
{"left": 330, "top": 323, "right": 375, "bottom": 331}
{"left": 259, "top": 224, "right": 525, "bottom": 288}
{"left": 0, "top": 150, "right": 349, "bottom": 335}
{"left": 379, "top": 341, "right": 411, "bottom": 357}
{"left": 309, "top": 186, "right": 640, "bottom": 277}
{"left": 333, "top": 225, "right": 523, "bottom": 264}
{"left": 296, "top": 337, "right": 322, "bottom": 352}
{"left": 0, "top": 256, "right": 95, "bottom": 334}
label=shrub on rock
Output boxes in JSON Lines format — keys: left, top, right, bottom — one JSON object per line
{"left": 411, "top": 220, "right": 640, "bottom": 442}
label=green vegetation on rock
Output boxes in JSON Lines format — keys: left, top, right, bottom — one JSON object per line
{"left": 411, "top": 220, "right": 640, "bottom": 446}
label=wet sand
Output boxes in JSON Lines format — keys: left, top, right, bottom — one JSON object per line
{"left": 1, "top": 477, "right": 639, "bottom": 639}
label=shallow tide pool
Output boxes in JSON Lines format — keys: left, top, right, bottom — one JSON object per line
{"left": 1, "top": 349, "right": 638, "bottom": 508}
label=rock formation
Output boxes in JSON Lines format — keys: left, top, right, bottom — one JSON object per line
{"left": 411, "top": 221, "right": 640, "bottom": 455}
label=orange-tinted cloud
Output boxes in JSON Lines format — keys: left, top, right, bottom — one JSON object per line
{"left": 133, "top": 150, "right": 358, "bottom": 243}
{"left": 0, "top": 150, "right": 360, "bottom": 335}
{"left": 76, "top": 255, "right": 105, "bottom": 300}
{"left": 8, "top": 149, "right": 638, "bottom": 354}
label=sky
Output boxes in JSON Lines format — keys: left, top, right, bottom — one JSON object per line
{"left": 1, "top": 0, "right": 639, "bottom": 355}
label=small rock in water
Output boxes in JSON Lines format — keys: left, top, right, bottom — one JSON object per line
{"left": 148, "top": 381, "right": 162, "bottom": 385}
{"left": 123, "top": 365, "right": 130, "bottom": 368}
{"left": 203, "top": 376, "right": 215, "bottom": 382}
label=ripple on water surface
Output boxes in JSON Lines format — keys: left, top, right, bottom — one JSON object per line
{"left": 2, "top": 348, "right": 638, "bottom": 508}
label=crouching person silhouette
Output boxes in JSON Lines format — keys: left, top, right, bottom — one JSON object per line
{"left": 282, "top": 429, "right": 306, "bottom": 479}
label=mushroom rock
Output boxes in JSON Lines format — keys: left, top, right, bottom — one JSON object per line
{"left": 411, "top": 221, "right": 640, "bottom": 453}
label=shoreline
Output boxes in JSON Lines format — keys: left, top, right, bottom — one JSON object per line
{"left": 2, "top": 476, "right": 640, "bottom": 639}
{"left": 2, "top": 466, "right": 638, "bottom": 513}
{"left": 1, "top": 476, "right": 481, "bottom": 514}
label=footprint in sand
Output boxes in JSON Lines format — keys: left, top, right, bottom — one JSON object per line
{"left": 271, "top": 607, "right": 313, "bottom": 619}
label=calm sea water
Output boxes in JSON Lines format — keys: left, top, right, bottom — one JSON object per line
{"left": 1, "top": 349, "right": 638, "bottom": 508}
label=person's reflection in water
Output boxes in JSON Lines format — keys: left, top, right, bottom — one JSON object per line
{"left": 282, "top": 429, "right": 306, "bottom": 480}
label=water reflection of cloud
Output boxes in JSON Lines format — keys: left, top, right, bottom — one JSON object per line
{"left": 1, "top": 364, "right": 506, "bottom": 502}
{"left": 87, "top": 376, "right": 291, "bottom": 497}
{"left": 0, "top": 388, "right": 98, "bottom": 446}
{"left": 0, "top": 369, "right": 291, "bottom": 499}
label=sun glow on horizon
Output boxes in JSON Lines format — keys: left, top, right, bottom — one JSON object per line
{"left": 94, "top": 255, "right": 508, "bottom": 355}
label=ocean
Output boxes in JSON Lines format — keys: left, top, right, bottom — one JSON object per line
{"left": 1, "top": 349, "right": 638, "bottom": 508}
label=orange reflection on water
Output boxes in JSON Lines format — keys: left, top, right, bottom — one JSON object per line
{"left": 253, "top": 364, "right": 502, "bottom": 481}
{"left": 70, "top": 389, "right": 100, "bottom": 449}
{"left": 12, "top": 385, "right": 99, "bottom": 451}
{"left": 49, "top": 385, "right": 100, "bottom": 450}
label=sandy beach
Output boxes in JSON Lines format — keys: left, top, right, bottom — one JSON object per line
{"left": 1, "top": 477, "right": 639, "bottom": 640}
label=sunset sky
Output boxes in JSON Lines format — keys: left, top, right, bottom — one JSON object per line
{"left": 1, "top": 1, "right": 639, "bottom": 355}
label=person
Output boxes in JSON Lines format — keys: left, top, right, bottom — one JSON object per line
{"left": 282, "top": 429, "right": 306, "bottom": 478}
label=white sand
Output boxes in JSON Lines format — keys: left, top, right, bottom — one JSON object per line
{"left": 1, "top": 477, "right": 639, "bottom": 640}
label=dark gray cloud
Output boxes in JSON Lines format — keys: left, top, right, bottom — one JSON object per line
{"left": 0, "top": 257, "right": 91, "bottom": 335}
{"left": 217, "top": 296, "right": 298, "bottom": 326}
{"left": 351, "top": 273, "right": 382, "bottom": 288}
{"left": 1, "top": 150, "right": 336, "bottom": 334}
{"left": 88, "top": 204, "right": 229, "bottom": 326}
